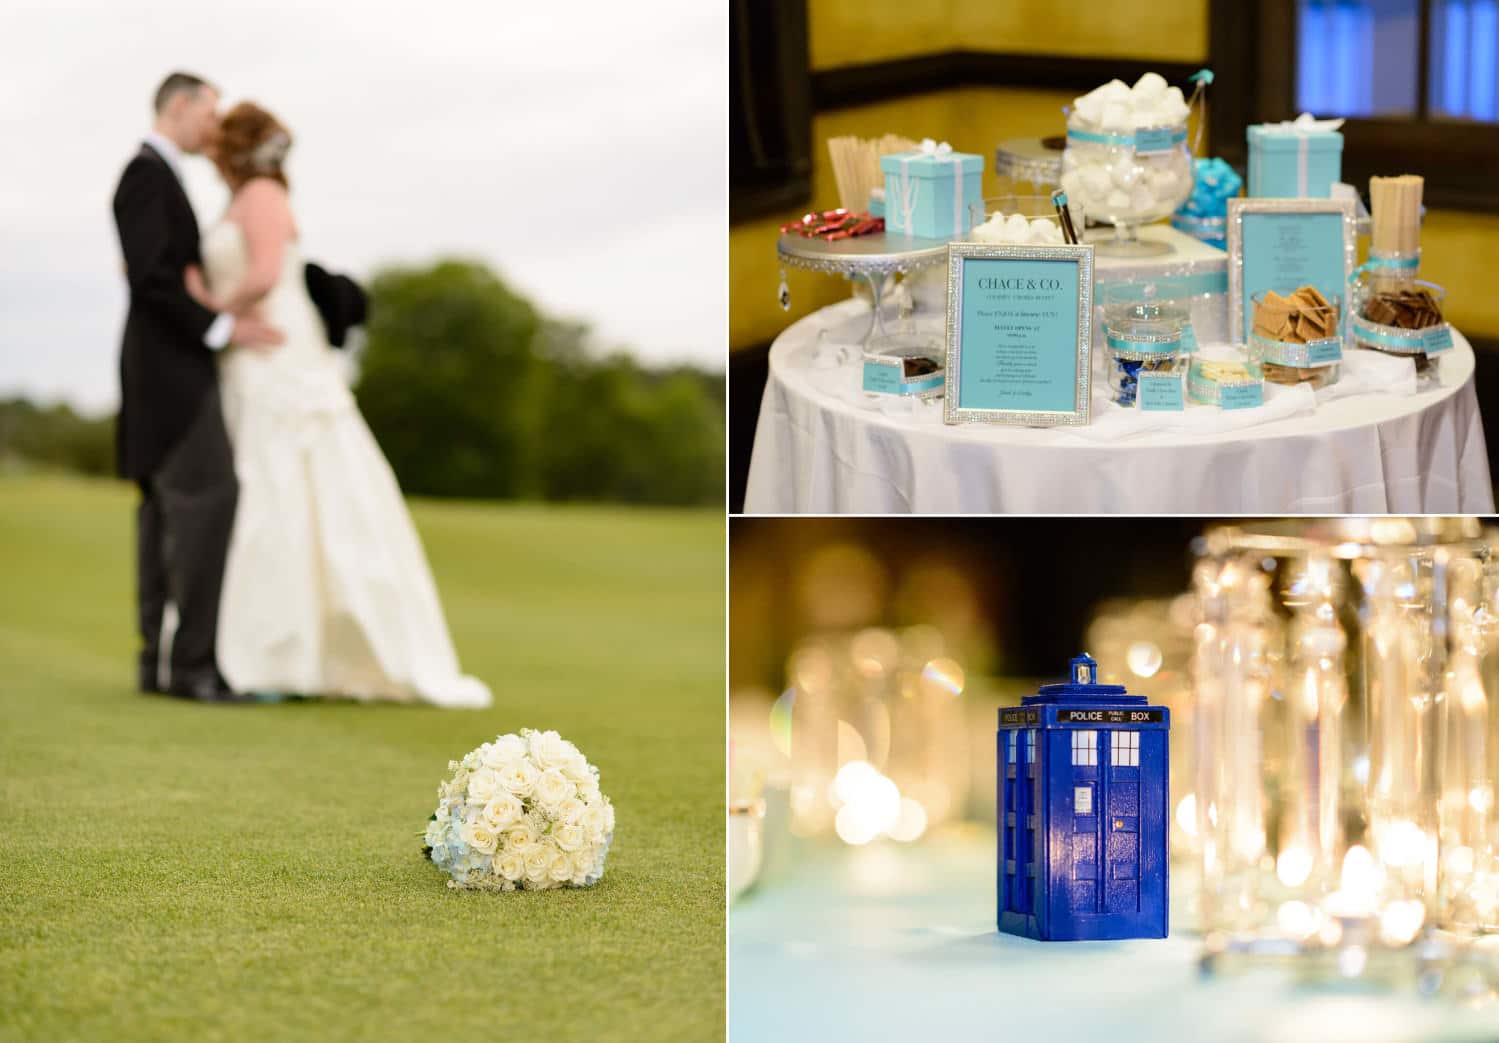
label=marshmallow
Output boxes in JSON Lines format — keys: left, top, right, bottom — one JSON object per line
{"left": 1132, "top": 71, "right": 1168, "bottom": 101}
{"left": 971, "top": 211, "right": 1066, "bottom": 245}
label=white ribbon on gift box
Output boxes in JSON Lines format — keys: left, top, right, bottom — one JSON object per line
{"left": 1260, "top": 113, "right": 1345, "bottom": 196}
{"left": 897, "top": 139, "right": 964, "bottom": 236}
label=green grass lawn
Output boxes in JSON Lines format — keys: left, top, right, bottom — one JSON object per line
{"left": 0, "top": 475, "right": 725, "bottom": 1042}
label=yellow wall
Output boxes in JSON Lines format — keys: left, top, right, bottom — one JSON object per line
{"left": 809, "top": 0, "right": 1209, "bottom": 69}
{"left": 733, "top": 0, "right": 1499, "bottom": 350}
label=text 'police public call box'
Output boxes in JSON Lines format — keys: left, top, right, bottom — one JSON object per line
{"left": 997, "top": 654, "right": 1169, "bottom": 941}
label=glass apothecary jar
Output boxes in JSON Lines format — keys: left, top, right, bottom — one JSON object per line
{"left": 1060, "top": 116, "right": 1194, "bottom": 256}
{"left": 1349, "top": 268, "right": 1452, "bottom": 385}
{"left": 1192, "top": 519, "right": 1490, "bottom": 980}
{"left": 966, "top": 195, "right": 1081, "bottom": 246}
{"left": 1103, "top": 293, "right": 1186, "bottom": 408}
{"left": 1246, "top": 289, "right": 1343, "bottom": 390}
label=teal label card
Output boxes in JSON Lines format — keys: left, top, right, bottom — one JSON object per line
{"left": 1134, "top": 127, "right": 1176, "bottom": 154}
{"left": 1306, "top": 339, "right": 1342, "bottom": 364}
{"left": 1179, "top": 323, "right": 1199, "bottom": 353}
{"left": 1424, "top": 325, "right": 1454, "bottom": 354}
{"left": 956, "top": 257, "right": 1080, "bottom": 414}
{"left": 1138, "top": 371, "right": 1184, "bottom": 411}
{"left": 862, "top": 361, "right": 901, "bottom": 394}
{"left": 1238, "top": 211, "right": 1347, "bottom": 339}
{"left": 1219, "top": 382, "right": 1264, "bottom": 410}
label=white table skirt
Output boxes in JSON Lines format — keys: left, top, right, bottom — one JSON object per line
{"left": 744, "top": 299, "right": 1495, "bottom": 515}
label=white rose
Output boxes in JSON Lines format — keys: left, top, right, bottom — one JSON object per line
{"left": 527, "top": 730, "right": 571, "bottom": 769}
{"left": 424, "top": 819, "right": 446, "bottom": 848}
{"left": 557, "top": 797, "right": 586, "bottom": 825}
{"left": 522, "top": 843, "right": 552, "bottom": 883}
{"left": 496, "top": 850, "right": 525, "bottom": 882}
{"left": 577, "top": 776, "right": 602, "bottom": 804}
{"left": 581, "top": 805, "right": 608, "bottom": 843}
{"left": 486, "top": 734, "right": 527, "bottom": 766}
{"left": 534, "top": 768, "right": 573, "bottom": 809}
{"left": 484, "top": 793, "right": 524, "bottom": 829}
{"left": 561, "top": 750, "right": 592, "bottom": 782}
{"left": 467, "top": 768, "right": 503, "bottom": 804}
{"left": 499, "top": 760, "right": 538, "bottom": 797}
{"left": 601, "top": 801, "right": 615, "bottom": 834}
{"left": 461, "top": 818, "right": 499, "bottom": 855}
{"left": 548, "top": 847, "right": 575, "bottom": 882}
{"left": 553, "top": 823, "right": 586, "bottom": 852}
{"left": 504, "top": 821, "right": 537, "bottom": 850}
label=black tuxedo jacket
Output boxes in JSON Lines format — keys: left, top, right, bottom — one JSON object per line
{"left": 112, "top": 143, "right": 220, "bottom": 481}
{"left": 112, "top": 145, "right": 369, "bottom": 479}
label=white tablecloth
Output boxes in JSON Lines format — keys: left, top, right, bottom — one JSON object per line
{"left": 744, "top": 299, "right": 1494, "bottom": 515}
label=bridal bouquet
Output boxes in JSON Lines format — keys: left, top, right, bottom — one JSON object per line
{"left": 424, "top": 729, "right": 614, "bottom": 891}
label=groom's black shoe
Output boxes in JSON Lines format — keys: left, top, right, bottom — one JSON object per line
{"left": 168, "top": 673, "right": 254, "bottom": 704}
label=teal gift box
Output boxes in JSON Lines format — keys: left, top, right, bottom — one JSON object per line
{"left": 1247, "top": 121, "right": 1343, "bottom": 198}
{"left": 880, "top": 144, "right": 983, "bottom": 240}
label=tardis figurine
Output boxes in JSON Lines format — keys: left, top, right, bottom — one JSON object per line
{"left": 997, "top": 654, "right": 1170, "bottom": 941}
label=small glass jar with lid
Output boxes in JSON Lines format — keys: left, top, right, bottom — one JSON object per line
{"left": 1103, "top": 294, "right": 1187, "bottom": 408}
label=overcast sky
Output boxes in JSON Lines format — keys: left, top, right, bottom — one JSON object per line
{"left": 0, "top": 1, "right": 727, "bottom": 414}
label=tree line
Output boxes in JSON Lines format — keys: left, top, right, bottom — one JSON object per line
{"left": 0, "top": 260, "right": 724, "bottom": 507}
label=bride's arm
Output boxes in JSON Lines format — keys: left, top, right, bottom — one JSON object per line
{"left": 219, "top": 178, "right": 294, "bottom": 315}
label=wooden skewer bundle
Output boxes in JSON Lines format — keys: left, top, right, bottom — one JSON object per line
{"left": 826, "top": 134, "right": 918, "bottom": 212}
{"left": 1369, "top": 174, "right": 1423, "bottom": 257}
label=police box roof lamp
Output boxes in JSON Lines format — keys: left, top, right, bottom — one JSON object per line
{"left": 1024, "top": 653, "right": 1147, "bottom": 706}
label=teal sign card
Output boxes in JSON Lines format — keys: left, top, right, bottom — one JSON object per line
{"left": 862, "top": 361, "right": 901, "bottom": 394}
{"left": 1219, "top": 382, "right": 1264, "bottom": 410}
{"left": 1425, "top": 325, "right": 1454, "bottom": 354}
{"left": 1138, "top": 370, "right": 1185, "bottom": 411}
{"left": 1228, "top": 199, "right": 1355, "bottom": 344}
{"left": 944, "top": 243, "right": 1095, "bottom": 427}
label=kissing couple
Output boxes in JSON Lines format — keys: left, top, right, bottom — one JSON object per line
{"left": 113, "top": 71, "right": 490, "bottom": 709}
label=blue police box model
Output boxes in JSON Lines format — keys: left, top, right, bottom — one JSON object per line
{"left": 997, "top": 654, "right": 1170, "bottom": 941}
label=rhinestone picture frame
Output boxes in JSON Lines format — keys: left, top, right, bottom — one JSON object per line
{"left": 943, "top": 241, "right": 1095, "bottom": 427}
{"left": 1226, "top": 197, "right": 1357, "bottom": 344}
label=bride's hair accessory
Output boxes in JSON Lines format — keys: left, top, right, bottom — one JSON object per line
{"left": 249, "top": 130, "right": 291, "bottom": 172}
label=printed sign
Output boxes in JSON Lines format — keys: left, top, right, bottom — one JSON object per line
{"left": 944, "top": 242, "right": 1095, "bottom": 427}
{"left": 1227, "top": 198, "right": 1356, "bottom": 344}
{"left": 1057, "top": 709, "right": 1165, "bottom": 724}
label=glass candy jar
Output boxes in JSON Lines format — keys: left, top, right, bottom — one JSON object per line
{"left": 1246, "top": 290, "right": 1343, "bottom": 390}
{"left": 1103, "top": 295, "right": 1186, "bottom": 408}
{"left": 1061, "top": 115, "right": 1194, "bottom": 257}
{"left": 1349, "top": 261, "right": 1452, "bottom": 385}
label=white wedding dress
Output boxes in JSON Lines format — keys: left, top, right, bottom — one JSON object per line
{"left": 204, "top": 220, "right": 491, "bottom": 708}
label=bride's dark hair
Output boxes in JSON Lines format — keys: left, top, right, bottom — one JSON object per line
{"left": 213, "top": 102, "right": 292, "bottom": 191}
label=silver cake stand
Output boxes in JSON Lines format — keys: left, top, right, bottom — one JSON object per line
{"left": 777, "top": 232, "right": 950, "bottom": 349}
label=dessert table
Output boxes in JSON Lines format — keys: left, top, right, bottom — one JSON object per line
{"left": 742, "top": 298, "right": 1493, "bottom": 515}
{"left": 729, "top": 832, "right": 1499, "bottom": 1043}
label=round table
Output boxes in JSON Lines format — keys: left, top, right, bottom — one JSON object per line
{"left": 743, "top": 299, "right": 1494, "bottom": 514}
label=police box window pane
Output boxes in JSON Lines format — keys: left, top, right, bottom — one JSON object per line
{"left": 1111, "top": 730, "right": 1140, "bottom": 767}
{"left": 1295, "top": 0, "right": 1420, "bottom": 118}
{"left": 1071, "top": 730, "right": 1097, "bottom": 766}
{"left": 1008, "top": 730, "right": 1017, "bottom": 761}
{"left": 1026, "top": 730, "right": 1037, "bottom": 761}
{"left": 1429, "top": 0, "right": 1499, "bottom": 121}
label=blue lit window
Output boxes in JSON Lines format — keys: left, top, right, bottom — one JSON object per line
{"left": 1296, "top": 0, "right": 1498, "bottom": 122}
{"left": 1070, "top": 730, "right": 1097, "bottom": 766}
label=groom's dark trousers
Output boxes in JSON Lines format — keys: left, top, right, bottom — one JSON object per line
{"left": 112, "top": 144, "right": 236, "bottom": 692}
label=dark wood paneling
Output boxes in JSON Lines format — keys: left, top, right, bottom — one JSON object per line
{"left": 811, "top": 52, "right": 1203, "bottom": 113}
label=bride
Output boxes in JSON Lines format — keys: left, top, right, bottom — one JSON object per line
{"left": 187, "top": 101, "right": 491, "bottom": 709}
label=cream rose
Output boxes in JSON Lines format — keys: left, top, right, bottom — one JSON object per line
{"left": 496, "top": 850, "right": 525, "bottom": 882}
{"left": 485, "top": 734, "right": 527, "bottom": 767}
{"left": 461, "top": 818, "right": 499, "bottom": 855}
{"left": 553, "top": 823, "right": 586, "bottom": 852}
{"left": 534, "top": 768, "right": 573, "bottom": 809}
{"left": 561, "top": 749, "right": 592, "bottom": 782}
{"left": 483, "top": 793, "right": 524, "bottom": 830}
{"left": 581, "top": 805, "right": 609, "bottom": 843}
{"left": 467, "top": 767, "right": 504, "bottom": 803}
{"left": 504, "top": 820, "right": 537, "bottom": 850}
{"left": 528, "top": 730, "right": 573, "bottom": 770}
{"left": 498, "top": 760, "right": 538, "bottom": 798}
{"left": 557, "top": 797, "right": 586, "bottom": 825}
{"left": 547, "top": 848, "right": 575, "bottom": 882}
{"left": 522, "top": 843, "right": 552, "bottom": 883}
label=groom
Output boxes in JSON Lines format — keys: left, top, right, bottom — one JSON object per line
{"left": 113, "top": 71, "right": 282, "bottom": 704}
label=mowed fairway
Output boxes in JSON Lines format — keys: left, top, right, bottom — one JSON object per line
{"left": 0, "top": 476, "right": 724, "bottom": 1042}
